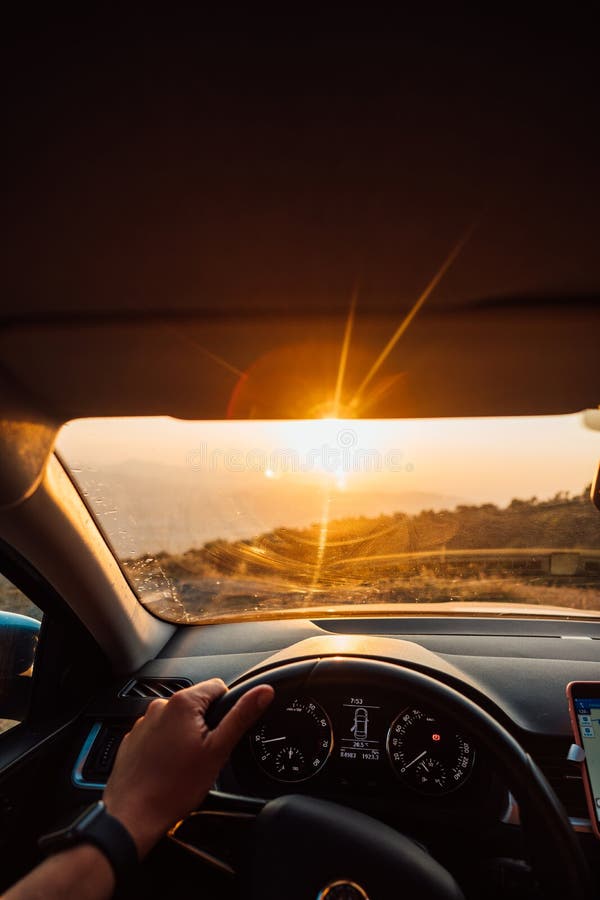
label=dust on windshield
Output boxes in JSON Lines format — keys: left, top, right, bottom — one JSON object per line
{"left": 56, "top": 414, "right": 600, "bottom": 623}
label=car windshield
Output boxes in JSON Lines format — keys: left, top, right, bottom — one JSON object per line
{"left": 57, "top": 413, "right": 600, "bottom": 623}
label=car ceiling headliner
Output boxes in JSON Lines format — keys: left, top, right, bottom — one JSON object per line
{"left": 0, "top": 17, "right": 598, "bottom": 475}
{"left": 3, "top": 15, "right": 600, "bottom": 321}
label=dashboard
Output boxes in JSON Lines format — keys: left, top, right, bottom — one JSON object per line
{"left": 60, "top": 615, "right": 600, "bottom": 897}
{"left": 74, "top": 615, "right": 600, "bottom": 824}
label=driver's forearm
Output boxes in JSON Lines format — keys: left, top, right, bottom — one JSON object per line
{"left": 2, "top": 844, "right": 115, "bottom": 900}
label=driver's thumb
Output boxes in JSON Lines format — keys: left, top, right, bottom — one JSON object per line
{"left": 210, "top": 685, "right": 274, "bottom": 757}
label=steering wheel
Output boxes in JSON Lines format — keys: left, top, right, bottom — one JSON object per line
{"left": 185, "top": 657, "right": 593, "bottom": 899}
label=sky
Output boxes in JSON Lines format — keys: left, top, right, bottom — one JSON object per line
{"left": 58, "top": 413, "right": 600, "bottom": 500}
{"left": 57, "top": 413, "right": 600, "bottom": 555}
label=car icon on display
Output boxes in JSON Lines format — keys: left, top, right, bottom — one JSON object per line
{"left": 351, "top": 707, "right": 369, "bottom": 740}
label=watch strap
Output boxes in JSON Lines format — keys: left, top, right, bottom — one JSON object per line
{"left": 39, "top": 801, "right": 139, "bottom": 886}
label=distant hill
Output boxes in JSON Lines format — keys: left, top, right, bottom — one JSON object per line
{"left": 127, "top": 486, "right": 600, "bottom": 586}
{"left": 73, "top": 459, "right": 468, "bottom": 555}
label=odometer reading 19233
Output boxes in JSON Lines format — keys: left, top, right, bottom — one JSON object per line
{"left": 387, "top": 707, "right": 475, "bottom": 795}
{"left": 251, "top": 697, "right": 333, "bottom": 782}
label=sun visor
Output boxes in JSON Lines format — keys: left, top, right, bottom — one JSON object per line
{"left": 0, "top": 302, "right": 598, "bottom": 422}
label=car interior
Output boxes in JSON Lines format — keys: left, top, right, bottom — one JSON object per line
{"left": 0, "top": 299, "right": 599, "bottom": 900}
{"left": 2, "top": 14, "right": 600, "bottom": 900}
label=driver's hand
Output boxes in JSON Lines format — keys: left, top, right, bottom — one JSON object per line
{"left": 103, "top": 678, "right": 274, "bottom": 857}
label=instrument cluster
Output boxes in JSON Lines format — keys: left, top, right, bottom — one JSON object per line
{"left": 234, "top": 687, "right": 480, "bottom": 801}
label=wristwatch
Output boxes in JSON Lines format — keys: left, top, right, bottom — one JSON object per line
{"left": 38, "top": 801, "right": 139, "bottom": 886}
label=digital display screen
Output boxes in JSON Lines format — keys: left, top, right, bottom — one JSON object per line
{"left": 338, "top": 697, "right": 383, "bottom": 763}
{"left": 575, "top": 698, "right": 600, "bottom": 824}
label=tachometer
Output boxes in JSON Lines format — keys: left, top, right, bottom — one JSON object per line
{"left": 251, "top": 697, "right": 333, "bottom": 782}
{"left": 387, "top": 707, "right": 474, "bottom": 794}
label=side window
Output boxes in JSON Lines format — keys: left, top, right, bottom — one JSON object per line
{"left": 0, "top": 572, "right": 42, "bottom": 735}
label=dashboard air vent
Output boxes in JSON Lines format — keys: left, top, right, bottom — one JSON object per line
{"left": 536, "top": 754, "right": 588, "bottom": 819}
{"left": 73, "top": 723, "right": 130, "bottom": 789}
{"left": 119, "top": 676, "right": 193, "bottom": 700}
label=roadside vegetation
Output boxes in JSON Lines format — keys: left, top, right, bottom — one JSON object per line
{"left": 123, "top": 487, "right": 600, "bottom": 620}
{"left": 3, "top": 491, "right": 598, "bottom": 621}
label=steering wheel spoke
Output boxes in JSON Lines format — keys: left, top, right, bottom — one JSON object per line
{"left": 167, "top": 789, "right": 264, "bottom": 876}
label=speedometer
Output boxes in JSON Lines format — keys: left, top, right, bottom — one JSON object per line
{"left": 250, "top": 697, "right": 333, "bottom": 782}
{"left": 387, "top": 707, "right": 474, "bottom": 795}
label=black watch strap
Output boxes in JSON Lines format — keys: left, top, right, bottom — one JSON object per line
{"left": 39, "top": 801, "right": 139, "bottom": 886}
